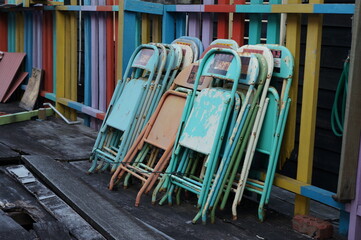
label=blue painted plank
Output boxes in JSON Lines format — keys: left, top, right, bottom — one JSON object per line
{"left": 124, "top": 0, "right": 163, "bottom": 15}
{"left": 122, "top": 11, "right": 138, "bottom": 74}
{"left": 248, "top": 0, "right": 263, "bottom": 44}
{"left": 162, "top": 7, "right": 175, "bottom": 44}
{"left": 236, "top": 4, "right": 271, "bottom": 13}
{"left": 175, "top": 13, "right": 186, "bottom": 39}
{"left": 267, "top": 0, "right": 281, "bottom": 44}
{"left": 44, "top": 93, "right": 56, "bottom": 102}
{"left": 300, "top": 185, "right": 345, "bottom": 210}
{"left": 314, "top": 4, "right": 355, "bottom": 14}
{"left": 68, "top": 101, "right": 84, "bottom": 112}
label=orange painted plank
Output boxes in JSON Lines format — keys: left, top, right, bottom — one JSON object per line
{"left": 232, "top": 0, "right": 245, "bottom": 46}
{"left": 217, "top": 0, "right": 230, "bottom": 39}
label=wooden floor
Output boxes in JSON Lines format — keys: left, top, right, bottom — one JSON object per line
{"left": 0, "top": 108, "right": 347, "bottom": 240}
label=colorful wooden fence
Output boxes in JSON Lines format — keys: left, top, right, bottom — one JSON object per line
{"left": 0, "top": 0, "right": 357, "bottom": 235}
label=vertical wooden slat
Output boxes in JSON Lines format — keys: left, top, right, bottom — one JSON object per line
{"left": 0, "top": 13, "right": 8, "bottom": 51}
{"left": 162, "top": 8, "right": 175, "bottom": 44}
{"left": 295, "top": 0, "right": 323, "bottom": 216}
{"left": 202, "top": 0, "right": 214, "bottom": 48}
{"left": 116, "top": 0, "right": 124, "bottom": 79}
{"left": 281, "top": 0, "right": 301, "bottom": 171}
{"left": 99, "top": 0, "right": 107, "bottom": 112}
{"left": 42, "top": 12, "right": 53, "bottom": 93}
{"left": 267, "top": 0, "right": 281, "bottom": 44}
{"left": 175, "top": 13, "right": 186, "bottom": 39}
{"left": 188, "top": 13, "right": 200, "bottom": 38}
{"left": 8, "top": 13, "right": 15, "bottom": 53}
{"left": 106, "top": 0, "right": 115, "bottom": 107}
{"left": 64, "top": 14, "right": 72, "bottom": 119}
{"left": 141, "top": 13, "right": 150, "bottom": 44}
{"left": 217, "top": 0, "right": 230, "bottom": 39}
{"left": 248, "top": 0, "right": 262, "bottom": 44}
{"left": 84, "top": 0, "right": 92, "bottom": 126}
{"left": 232, "top": 0, "right": 245, "bottom": 46}
{"left": 55, "top": 10, "right": 66, "bottom": 116}
{"left": 122, "top": 11, "right": 138, "bottom": 74}
{"left": 152, "top": 15, "right": 162, "bottom": 43}
{"left": 70, "top": 12, "right": 77, "bottom": 121}
{"left": 336, "top": 0, "right": 361, "bottom": 202}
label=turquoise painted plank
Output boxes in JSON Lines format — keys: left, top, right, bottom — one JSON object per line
{"left": 175, "top": 13, "right": 186, "bottom": 39}
{"left": 162, "top": 6, "right": 175, "bottom": 43}
{"left": 236, "top": 4, "right": 271, "bottom": 13}
{"left": 68, "top": 101, "right": 84, "bottom": 112}
{"left": 124, "top": 0, "right": 163, "bottom": 15}
{"left": 8, "top": 13, "right": 15, "bottom": 52}
{"left": 122, "top": 11, "right": 138, "bottom": 74}
{"left": 267, "top": 0, "right": 281, "bottom": 44}
{"left": 44, "top": 92, "right": 56, "bottom": 102}
{"left": 314, "top": 4, "right": 355, "bottom": 14}
{"left": 112, "top": 6, "right": 119, "bottom": 11}
{"left": 248, "top": 0, "right": 263, "bottom": 44}
{"left": 66, "top": 6, "right": 81, "bottom": 11}
{"left": 300, "top": 185, "right": 345, "bottom": 210}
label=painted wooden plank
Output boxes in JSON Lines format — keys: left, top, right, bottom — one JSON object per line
{"left": 124, "top": 0, "right": 163, "bottom": 15}
{"left": 232, "top": 0, "right": 245, "bottom": 46}
{"left": 0, "top": 108, "right": 53, "bottom": 126}
{"left": 313, "top": 4, "right": 355, "bottom": 14}
{"left": 55, "top": 11, "right": 66, "bottom": 116}
{"left": 122, "top": 11, "right": 137, "bottom": 74}
{"left": 64, "top": 14, "right": 71, "bottom": 119}
{"left": 15, "top": 12, "right": 22, "bottom": 52}
{"left": 217, "top": 0, "right": 230, "bottom": 39}
{"left": 141, "top": 14, "right": 150, "bottom": 44}
{"left": 272, "top": 4, "right": 313, "bottom": 13}
{"left": 152, "top": 14, "right": 162, "bottom": 43}
{"left": 175, "top": 13, "right": 186, "bottom": 39}
{"left": 68, "top": 101, "right": 84, "bottom": 112}
{"left": 201, "top": 0, "right": 214, "bottom": 49}
{"left": 236, "top": 4, "right": 271, "bottom": 13}
{"left": 7, "top": 13, "right": 15, "bottom": 52}
{"left": 176, "top": 5, "right": 202, "bottom": 12}
{"left": 162, "top": 9, "right": 175, "bottom": 44}
{"left": 83, "top": 105, "right": 105, "bottom": 118}
{"left": 84, "top": 0, "right": 92, "bottom": 114}
{"left": 91, "top": 5, "right": 99, "bottom": 112}
{"left": 335, "top": 0, "right": 361, "bottom": 202}
{"left": 300, "top": 186, "right": 344, "bottom": 210}
{"left": 116, "top": 0, "right": 124, "bottom": 80}
{"left": 295, "top": 0, "right": 323, "bottom": 216}
{"left": 267, "top": 0, "right": 281, "bottom": 44}
{"left": 106, "top": 0, "right": 115, "bottom": 107}
{"left": 19, "top": 68, "right": 43, "bottom": 110}
{"left": 280, "top": 0, "right": 301, "bottom": 178}
{"left": 248, "top": 0, "right": 263, "bottom": 44}
{"left": 52, "top": 12, "right": 57, "bottom": 94}
{"left": 0, "top": 13, "right": 8, "bottom": 51}
{"left": 99, "top": 0, "right": 107, "bottom": 112}
{"left": 204, "top": 4, "right": 234, "bottom": 12}
{"left": 42, "top": 11, "right": 53, "bottom": 93}
{"left": 70, "top": 12, "right": 77, "bottom": 121}
{"left": 188, "top": 12, "right": 200, "bottom": 38}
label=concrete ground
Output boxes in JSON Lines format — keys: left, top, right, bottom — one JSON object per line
{"left": 0, "top": 104, "right": 347, "bottom": 240}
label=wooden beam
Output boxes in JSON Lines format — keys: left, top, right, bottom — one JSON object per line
{"left": 0, "top": 109, "right": 54, "bottom": 126}
{"left": 295, "top": 0, "right": 323, "bottom": 216}
{"left": 335, "top": 0, "right": 361, "bottom": 202}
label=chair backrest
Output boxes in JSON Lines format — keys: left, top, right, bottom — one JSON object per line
{"left": 210, "top": 39, "right": 239, "bottom": 50}
{"left": 172, "top": 38, "right": 199, "bottom": 62}
{"left": 179, "top": 36, "right": 204, "bottom": 58}
{"left": 173, "top": 63, "right": 212, "bottom": 91}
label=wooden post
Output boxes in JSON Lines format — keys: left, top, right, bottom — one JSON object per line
{"left": 335, "top": 0, "right": 361, "bottom": 202}
{"left": 248, "top": 0, "right": 262, "bottom": 44}
{"left": 295, "top": 0, "right": 323, "bottom": 216}
{"left": 281, "top": 0, "right": 301, "bottom": 168}
{"left": 55, "top": 11, "right": 66, "bottom": 116}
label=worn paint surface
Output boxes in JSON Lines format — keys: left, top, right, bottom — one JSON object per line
{"left": 210, "top": 39, "right": 239, "bottom": 50}
{"left": 238, "top": 54, "right": 259, "bottom": 85}
{"left": 179, "top": 88, "right": 231, "bottom": 154}
{"left": 106, "top": 79, "right": 145, "bottom": 130}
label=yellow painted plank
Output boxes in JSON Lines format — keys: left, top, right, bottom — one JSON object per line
{"left": 295, "top": 0, "right": 323, "bottom": 216}
{"left": 272, "top": 4, "right": 314, "bottom": 13}
{"left": 281, "top": 0, "right": 301, "bottom": 169}
{"left": 260, "top": 172, "right": 305, "bottom": 194}
{"left": 15, "top": 13, "right": 24, "bottom": 52}
{"left": 116, "top": 0, "right": 124, "bottom": 80}
{"left": 55, "top": 11, "right": 66, "bottom": 117}
{"left": 64, "top": 14, "right": 71, "bottom": 119}
{"left": 70, "top": 12, "right": 78, "bottom": 121}
{"left": 152, "top": 15, "right": 161, "bottom": 43}
{"left": 141, "top": 13, "right": 150, "bottom": 44}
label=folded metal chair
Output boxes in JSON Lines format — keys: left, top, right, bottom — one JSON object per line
{"left": 195, "top": 52, "right": 268, "bottom": 224}
{"left": 179, "top": 36, "right": 204, "bottom": 58}
{"left": 156, "top": 48, "right": 242, "bottom": 215}
{"left": 200, "top": 39, "right": 239, "bottom": 59}
{"left": 108, "top": 59, "right": 212, "bottom": 206}
{"left": 208, "top": 45, "right": 274, "bottom": 223}
{"left": 242, "top": 45, "right": 294, "bottom": 222}
{"left": 89, "top": 44, "right": 159, "bottom": 173}
{"left": 172, "top": 37, "right": 200, "bottom": 62}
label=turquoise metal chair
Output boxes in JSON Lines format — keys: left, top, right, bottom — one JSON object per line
{"left": 242, "top": 45, "right": 294, "bottom": 222}
{"left": 156, "top": 48, "right": 242, "bottom": 216}
{"left": 89, "top": 44, "right": 159, "bottom": 173}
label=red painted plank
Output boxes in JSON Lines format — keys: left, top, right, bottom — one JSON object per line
{"left": 204, "top": 4, "right": 234, "bottom": 12}
{"left": 0, "top": 52, "right": 26, "bottom": 102}
{"left": 96, "top": 112, "right": 105, "bottom": 120}
{"left": 232, "top": 0, "right": 245, "bottom": 46}
{"left": 106, "top": 0, "right": 115, "bottom": 107}
{"left": 97, "top": 6, "right": 113, "bottom": 11}
{"left": 217, "top": 0, "right": 230, "bottom": 39}
{"left": 0, "top": 13, "right": 8, "bottom": 51}
{"left": 42, "top": 12, "right": 53, "bottom": 93}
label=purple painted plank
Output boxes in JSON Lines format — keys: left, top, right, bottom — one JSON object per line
{"left": 82, "top": 105, "right": 104, "bottom": 118}
{"left": 188, "top": 13, "right": 200, "bottom": 38}
{"left": 98, "top": 0, "right": 106, "bottom": 112}
{"left": 176, "top": 5, "right": 203, "bottom": 12}
{"left": 91, "top": 0, "right": 99, "bottom": 111}
{"left": 32, "top": 13, "right": 38, "bottom": 68}
{"left": 348, "top": 140, "right": 361, "bottom": 240}
{"left": 201, "top": 0, "right": 214, "bottom": 49}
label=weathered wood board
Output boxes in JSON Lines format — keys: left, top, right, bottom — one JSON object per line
{"left": 19, "top": 68, "right": 43, "bottom": 111}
